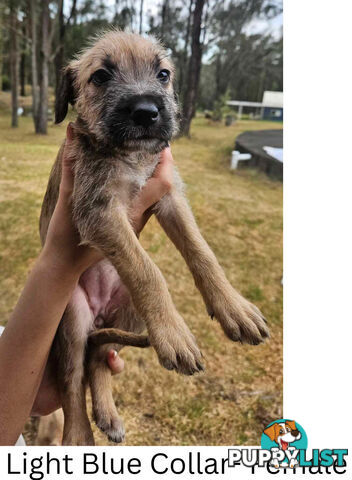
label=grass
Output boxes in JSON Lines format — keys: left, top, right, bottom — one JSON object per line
{"left": 0, "top": 105, "right": 283, "bottom": 446}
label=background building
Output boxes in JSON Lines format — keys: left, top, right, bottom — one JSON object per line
{"left": 227, "top": 91, "right": 283, "bottom": 121}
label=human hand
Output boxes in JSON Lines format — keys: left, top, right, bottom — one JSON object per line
{"left": 129, "top": 145, "right": 174, "bottom": 233}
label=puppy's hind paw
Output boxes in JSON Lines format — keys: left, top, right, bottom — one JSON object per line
{"left": 94, "top": 411, "right": 125, "bottom": 444}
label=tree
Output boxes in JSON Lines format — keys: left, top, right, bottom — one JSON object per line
{"left": 179, "top": 0, "right": 193, "bottom": 102}
{"left": 0, "top": 0, "right": 282, "bottom": 134}
{"left": 139, "top": 0, "right": 144, "bottom": 34}
{"left": 54, "top": 0, "right": 77, "bottom": 97}
{"left": 29, "top": 0, "right": 40, "bottom": 132}
{"left": 20, "top": 13, "right": 28, "bottom": 96}
{"left": 0, "top": 2, "right": 4, "bottom": 92}
{"left": 9, "top": 0, "right": 19, "bottom": 127}
{"left": 113, "top": 1, "right": 135, "bottom": 31}
{"left": 29, "top": 0, "right": 55, "bottom": 134}
{"left": 54, "top": 0, "right": 65, "bottom": 97}
{"left": 198, "top": 0, "right": 282, "bottom": 110}
{"left": 180, "top": 0, "right": 205, "bottom": 136}
{"left": 160, "top": 0, "right": 169, "bottom": 41}
{"left": 36, "top": 0, "right": 50, "bottom": 134}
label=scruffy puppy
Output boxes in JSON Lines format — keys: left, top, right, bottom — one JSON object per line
{"left": 39, "top": 30, "right": 269, "bottom": 446}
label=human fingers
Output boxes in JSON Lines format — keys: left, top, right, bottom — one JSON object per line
{"left": 107, "top": 349, "right": 125, "bottom": 375}
{"left": 59, "top": 123, "right": 75, "bottom": 196}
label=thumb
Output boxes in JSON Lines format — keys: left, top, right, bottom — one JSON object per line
{"left": 107, "top": 349, "right": 125, "bottom": 375}
{"left": 60, "top": 123, "right": 75, "bottom": 195}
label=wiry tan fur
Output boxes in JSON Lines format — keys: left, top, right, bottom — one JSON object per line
{"left": 39, "top": 30, "right": 269, "bottom": 446}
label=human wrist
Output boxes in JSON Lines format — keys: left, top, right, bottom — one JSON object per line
{"left": 38, "top": 246, "right": 83, "bottom": 282}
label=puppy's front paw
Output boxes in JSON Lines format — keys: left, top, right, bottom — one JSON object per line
{"left": 271, "top": 460, "right": 280, "bottom": 469}
{"left": 150, "top": 313, "right": 204, "bottom": 375}
{"left": 208, "top": 288, "right": 269, "bottom": 345}
{"left": 94, "top": 410, "right": 125, "bottom": 444}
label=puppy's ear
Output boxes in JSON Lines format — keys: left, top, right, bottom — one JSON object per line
{"left": 286, "top": 420, "right": 297, "bottom": 431}
{"left": 55, "top": 66, "right": 76, "bottom": 124}
{"left": 264, "top": 423, "right": 279, "bottom": 442}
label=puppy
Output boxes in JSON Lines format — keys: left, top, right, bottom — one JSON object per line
{"left": 264, "top": 421, "right": 301, "bottom": 468}
{"left": 264, "top": 421, "right": 301, "bottom": 452}
{"left": 39, "top": 30, "right": 269, "bottom": 445}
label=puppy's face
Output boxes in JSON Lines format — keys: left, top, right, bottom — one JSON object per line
{"left": 264, "top": 421, "right": 301, "bottom": 451}
{"left": 56, "top": 31, "right": 178, "bottom": 153}
{"left": 276, "top": 423, "right": 301, "bottom": 450}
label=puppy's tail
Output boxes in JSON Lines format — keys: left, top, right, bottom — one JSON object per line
{"left": 88, "top": 328, "right": 150, "bottom": 348}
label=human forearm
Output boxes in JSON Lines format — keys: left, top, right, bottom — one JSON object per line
{"left": 0, "top": 136, "right": 174, "bottom": 444}
{"left": 0, "top": 252, "right": 80, "bottom": 445}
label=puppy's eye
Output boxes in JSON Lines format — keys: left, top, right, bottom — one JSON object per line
{"left": 280, "top": 429, "right": 284, "bottom": 434}
{"left": 157, "top": 69, "right": 170, "bottom": 84}
{"left": 90, "top": 69, "right": 111, "bottom": 86}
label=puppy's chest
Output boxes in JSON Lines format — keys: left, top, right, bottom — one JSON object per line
{"left": 79, "top": 151, "right": 159, "bottom": 205}
{"left": 120, "top": 155, "right": 159, "bottom": 193}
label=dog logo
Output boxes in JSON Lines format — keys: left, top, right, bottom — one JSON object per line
{"left": 264, "top": 420, "right": 301, "bottom": 451}
{"left": 261, "top": 419, "right": 307, "bottom": 468}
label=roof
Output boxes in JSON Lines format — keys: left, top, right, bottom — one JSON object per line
{"left": 262, "top": 91, "right": 283, "bottom": 108}
{"left": 227, "top": 100, "right": 263, "bottom": 108}
{"left": 227, "top": 91, "right": 283, "bottom": 109}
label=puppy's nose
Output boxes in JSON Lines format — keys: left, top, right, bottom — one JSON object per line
{"left": 131, "top": 101, "right": 159, "bottom": 127}
{"left": 291, "top": 429, "right": 300, "bottom": 437}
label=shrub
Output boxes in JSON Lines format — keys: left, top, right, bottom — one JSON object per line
{"left": 1, "top": 75, "right": 10, "bottom": 91}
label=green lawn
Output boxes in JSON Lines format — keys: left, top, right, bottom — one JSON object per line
{"left": 0, "top": 111, "right": 283, "bottom": 446}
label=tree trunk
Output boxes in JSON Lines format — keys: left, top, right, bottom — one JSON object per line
{"left": 160, "top": 0, "right": 168, "bottom": 42}
{"left": 37, "top": 0, "right": 50, "bottom": 134}
{"left": 180, "top": 0, "right": 205, "bottom": 137}
{"left": 139, "top": 0, "right": 144, "bottom": 34}
{"left": 55, "top": 0, "right": 65, "bottom": 97}
{"left": 20, "top": 54, "right": 26, "bottom": 96}
{"left": 9, "top": 0, "right": 19, "bottom": 128}
{"left": 30, "top": 0, "right": 40, "bottom": 131}
{"left": 0, "top": 3, "right": 4, "bottom": 92}
{"left": 20, "top": 22, "right": 27, "bottom": 98}
{"left": 179, "top": 0, "right": 193, "bottom": 99}
{"left": 20, "top": 14, "right": 29, "bottom": 96}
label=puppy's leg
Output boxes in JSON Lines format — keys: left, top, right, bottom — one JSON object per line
{"left": 155, "top": 189, "right": 269, "bottom": 345}
{"left": 88, "top": 302, "right": 146, "bottom": 443}
{"left": 88, "top": 343, "right": 125, "bottom": 444}
{"left": 57, "top": 288, "right": 94, "bottom": 446}
{"left": 78, "top": 206, "right": 203, "bottom": 375}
